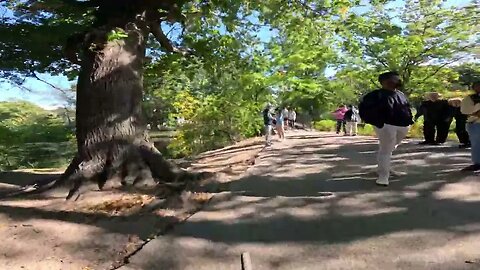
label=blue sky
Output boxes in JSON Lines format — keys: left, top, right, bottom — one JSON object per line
{"left": 0, "top": 0, "right": 473, "bottom": 109}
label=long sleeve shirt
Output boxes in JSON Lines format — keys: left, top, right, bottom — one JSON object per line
{"left": 461, "top": 94, "right": 480, "bottom": 123}
{"left": 380, "top": 89, "right": 414, "bottom": 127}
{"left": 415, "top": 100, "right": 452, "bottom": 123}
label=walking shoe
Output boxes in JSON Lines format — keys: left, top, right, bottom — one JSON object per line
{"left": 376, "top": 178, "right": 389, "bottom": 186}
{"left": 461, "top": 164, "right": 480, "bottom": 172}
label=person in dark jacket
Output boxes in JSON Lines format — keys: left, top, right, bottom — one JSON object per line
{"left": 448, "top": 98, "right": 470, "bottom": 148}
{"left": 359, "top": 71, "right": 413, "bottom": 187}
{"left": 414, "top": 92, "right": 453, "bottom": 145}
{"left": 263, "top": 104, "right": 274, "bottom": 146}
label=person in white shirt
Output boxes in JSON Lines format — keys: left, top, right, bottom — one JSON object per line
{"left": 282, "top": 107, "right": 289, "bottom": 129}
{"left": 460, "top": 81, "right": 480, "bottom": 171}
{"left": 288, "top": 109, "right": 297, "bottom": 129}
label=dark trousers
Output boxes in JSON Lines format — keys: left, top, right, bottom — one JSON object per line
{"left": 336, "top": 120, "right": 346, "bottom": 134}
{"left": 456, "top": 121, "right": 470, "bottom": 145}
{"left": 424, "top": 120, "right": 451, "bottom": 143}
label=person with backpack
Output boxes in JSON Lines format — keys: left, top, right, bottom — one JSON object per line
{"left": 460, "top": 81, "right": 480, "bottom": 171}
{"left": 263, "top": 104, "right": 274, "bottom": 146}
{"left": 448, "top": 98, "right": 470, "bottom": 149}
{"left": 414, "top": 92, "right": 452, "bottom": 145}
{"left": 282, "top": 107, "right": 289, "bottom": 130}
{"left": 288, "top": 108, "right": 297, "bottom": 129}
{"left": 359, "top": 71, "right": 413, "bottom": 186}
{"left": 344, "top": 105, "right": 359, "bottom": 136}
{"left": 332, "top": 105, "right": 348, "bottom": 135}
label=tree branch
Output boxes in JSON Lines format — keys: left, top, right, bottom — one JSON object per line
{"left": 420, "top": 57, "right": 464, "bottom": 84}
{"left": 148, "top": 17, "right": 190, "bottom": 55}
{"left": 362, "top": 42, "right": 389, "bottom": 68}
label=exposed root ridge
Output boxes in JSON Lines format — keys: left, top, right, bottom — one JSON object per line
{"left": 1, "top": 142, "right": 214, "bottom": 200}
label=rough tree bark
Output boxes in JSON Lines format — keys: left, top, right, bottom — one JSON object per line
{"left": 52, "top": 2, "right": 203, "bottom": 199}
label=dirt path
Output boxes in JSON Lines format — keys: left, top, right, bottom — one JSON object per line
{"left": 0, "top": 137, "right": 264, "bottom": 270}
{"left": 120, "top": 130, "right": 480, "bottom": 270}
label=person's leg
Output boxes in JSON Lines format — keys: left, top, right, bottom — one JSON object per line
{"left": 265, "top": 125, "right": 272, "bottom": 145}
{"left": 456, "top": 121, "right": 470, "bottom": 146}
{"left": 336, "top": 120, "right": 341, "bottom": 134}
{"left": 342, "top": 120, "right": 347, "bottom": 134}
{"left": 422, "top": 120, "right": 435, "bottom": 143}
{"left": 352, "top": 122, "right": 358, "bottom": 135}
{"left": 345, "top": 121, "right": 352, "bottom": 136}
{"left": 395, "top": 126, "right": 409, "bottom": 147}
{"left": 436, "top": 121, "right": 451, "bottom": 144}
{"left": 375, "top": 124, "right": 397, "bottom": 185}
{"left": 467, "top": 123, "right": 480, "bottom": 166}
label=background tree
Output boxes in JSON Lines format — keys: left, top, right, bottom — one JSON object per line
{"left": 455, "top": 63, "right": 480, "bottom": 89}
{"left": 338, "top": 0, "right": 479, "bottom": 95}
{"left": 0, "top": 0, "right": 355, "bottom": 198}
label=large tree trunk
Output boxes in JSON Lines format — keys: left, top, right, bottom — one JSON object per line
{"left": 57, "top": 8, "right": 197, "bottom": 199}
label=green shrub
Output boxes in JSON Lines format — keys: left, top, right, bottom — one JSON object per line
{"left": 313, "top": 120, "right": 336, "bottom": 132}
{"left": 0, "top": 101, "right": 75, "bottom": 170}
{"left": 168, "top": 96, "right": 264, "bottom": 158}
{"left": 0, "top": 142, "right": 75, "bottom": 170}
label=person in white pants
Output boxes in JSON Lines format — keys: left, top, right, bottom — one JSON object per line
{"left": 344, "top": 105, "right": 359, "bottom": 136}
{"left": 359, "top": 71, "right": 413, "bottom": 186}
{"left": 375, "top": 124, "right": 409, "bottom": 184}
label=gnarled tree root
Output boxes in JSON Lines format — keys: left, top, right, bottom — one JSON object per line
{"left": 1, "top": 142, "right": 214, "bottom": 200}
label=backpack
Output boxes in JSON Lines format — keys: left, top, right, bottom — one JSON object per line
{"left": 344, "top": 108, "right": 359, "bottom": 122}
{"left": 359, "top": 90, "right": 383, "bottom": 127}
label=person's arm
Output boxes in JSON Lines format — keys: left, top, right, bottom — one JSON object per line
{"left": 442, "top": 101, "right": 454, "bottom": 122}
{"left": 414, "top": 103, "right": 424, "bottom": 121}
{"left": 460, "top": 96, "right": 480, "bottom": 115}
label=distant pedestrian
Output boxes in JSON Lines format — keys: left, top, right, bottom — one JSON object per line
{"left": 276, "top": 108, "right": 285, "bottom": 140}
{"left": 263, "top": 104, "right": 274, "bottom": 146}
{"left": 288, "top": 109, "right": 297, "bottom": 129}
{"left": 414, "top": 92, "right": 452, "bottom": 145}
{"left": 344, "top": 105, "right": 359, "bottom": 136}
{"left": 460, "top": 82, "right": 480, "bottom": 171}
{"left": 448, "top": 98, "right": 470, "bottom": 148}
{"left": 282, "top": 107, "right": 289, "bottom": 129}
{"left": 332, "top": 105, "right": 348, "bottom": 135}
{"left": 359, "top": 71, "right": 413, "bottom": 186}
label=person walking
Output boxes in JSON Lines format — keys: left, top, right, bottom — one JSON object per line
{"left": 414, "top": 92, "right": 452, "bottom": 145}
{"left": 448, "top": 98, "right": 470, "bottom": 148}
{"left": 332, "top": 105, "right": 348, "bottom": 135}
{"left": 344, "top": 105, "right": 359, "bottom": 136}
{"left": 282, "top": 107, "right": 289, "bottom": 130}
{"left": 275, "top": 108, "right": 285, "bottom": 140}
{"left": 288, "top": 108, "right": 297, "bottom": 129}
{"left": 359, "top": 71, "right": 413, "bottom": 186}
{"left": 460, "top": 82, "right": 480, "bottom": 171}
{"left": 263, "top": 104, "right": 274, "bottom": 146}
